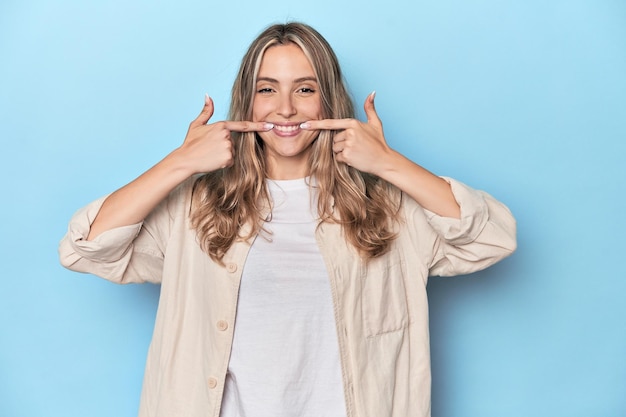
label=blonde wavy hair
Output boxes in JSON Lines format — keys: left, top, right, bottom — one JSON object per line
{"left": 191, "top": 22, "right": 401, "bottom": 263}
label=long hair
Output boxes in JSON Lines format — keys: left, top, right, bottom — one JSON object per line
{"left": 190, "top": 22, "right": 401, "bottom": 263}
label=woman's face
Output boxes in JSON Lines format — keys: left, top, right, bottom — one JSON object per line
{"left": 252, "top": 42, "right": 323, "bottom": 179}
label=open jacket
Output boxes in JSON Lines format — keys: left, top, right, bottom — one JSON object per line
{"left": 59, "top": 177, "right": 516, "bottom": 417}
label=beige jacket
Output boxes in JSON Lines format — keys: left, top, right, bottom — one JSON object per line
{"left": 59, "top": 177, "right": 516, "bottom": 417}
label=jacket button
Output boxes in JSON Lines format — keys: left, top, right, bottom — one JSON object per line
{"left": 216, "top": 320, "right": 228, "bottom": 331}
{"left": 207, "top": 377, "right": 218, "bottom": 389}
{"left": 226, "top": 263, "right": 237, "bottom": 273}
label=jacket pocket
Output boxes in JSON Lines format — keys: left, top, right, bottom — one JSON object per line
{"left": 361, "top": 253, "right": 410, "bottom": 337}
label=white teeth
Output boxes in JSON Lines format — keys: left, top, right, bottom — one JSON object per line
{"left": 273, "top": 125, "right": 299, "bottom": 132}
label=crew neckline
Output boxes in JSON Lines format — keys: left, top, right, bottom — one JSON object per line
{"left": 267, "top": 177, "right": 312, "bottom": 191}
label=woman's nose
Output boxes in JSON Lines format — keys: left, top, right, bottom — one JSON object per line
{"left": 276, "top": 93, "right": 296, "bottom": 118}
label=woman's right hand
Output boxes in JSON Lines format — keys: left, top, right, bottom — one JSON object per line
{"left": 86, "top": 96, "right": 273, "bottom": 240}
{"left": 175, "top": 95, "right": 274, "bottom": 174}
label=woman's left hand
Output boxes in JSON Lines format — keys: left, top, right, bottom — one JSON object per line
{"left": 300, "top": 92, "right": 392, "bottom": 175}
{"left": 302, "top": 92, "right": 460, "bottom": 218}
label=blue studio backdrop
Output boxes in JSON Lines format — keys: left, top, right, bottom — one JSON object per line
{"left": 1, "top": 1, "right": 625, "bottom": 416}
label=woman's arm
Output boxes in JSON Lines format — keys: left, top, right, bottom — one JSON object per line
{"left": 87, "top": 96, "right": 273, "bottom": 240}
{"left": 300, "top": 92, "right": 461, "bottom": 218}
{"left": 371, "top": 149, "right": 461, "bottom": 219}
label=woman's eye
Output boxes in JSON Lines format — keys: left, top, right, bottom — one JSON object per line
{"left": 257, "top": 88, "right": 273, "bottom": 94}
{"left": 298, "top": 87, "right": 315, "bottom": 94}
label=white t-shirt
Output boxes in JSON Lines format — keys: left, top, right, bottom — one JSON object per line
{"left": 219, "top": 178, "right": 346, "bottom": 417}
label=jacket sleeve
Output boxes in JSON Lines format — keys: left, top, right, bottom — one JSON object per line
{"left": 58, "top": 183, "right": 187, "bottom": 284}
{"left": 419, "top": 177, "right": 517, "bottom": 277}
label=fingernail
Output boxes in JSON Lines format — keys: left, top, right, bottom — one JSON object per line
{"left": 370, "top": 91, "right": 376, "bottom": 100}
{"left": 300, "top": 122, "right": 311, "bottom": 129}
{"left": 264, "top": 123, "right": 274, "bottom": 130}
{"left": 205, "top": 93, "right": 211, "bottom": 104}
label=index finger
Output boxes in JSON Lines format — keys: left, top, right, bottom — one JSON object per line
{"left": 300, "top": 119, "right": 356, "bottom": 131}
{"left": 224, "top": 121, "right": 274, "bottom": 132}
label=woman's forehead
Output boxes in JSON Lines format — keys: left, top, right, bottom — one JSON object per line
{"left": 257, "top": 43, "right": 317, "bottom": 82}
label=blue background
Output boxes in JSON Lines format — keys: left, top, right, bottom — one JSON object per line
{"left": 1, "top": 0, "right": 625, "bottom": 416}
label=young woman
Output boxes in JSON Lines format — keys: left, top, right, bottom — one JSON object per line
{"left": 60, "top": 22, "right": 516, "bottom": 417}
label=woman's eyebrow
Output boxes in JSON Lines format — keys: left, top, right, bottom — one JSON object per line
{"left": 256, "top": 76, "right": 318, "bottom": 83}
{"left": 294, "top": 76, "right": 318, "bottom": 83}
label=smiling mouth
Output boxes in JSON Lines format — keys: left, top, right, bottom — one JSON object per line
{"left": 272, "top": 124, "right": 300, "bottom": 133}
